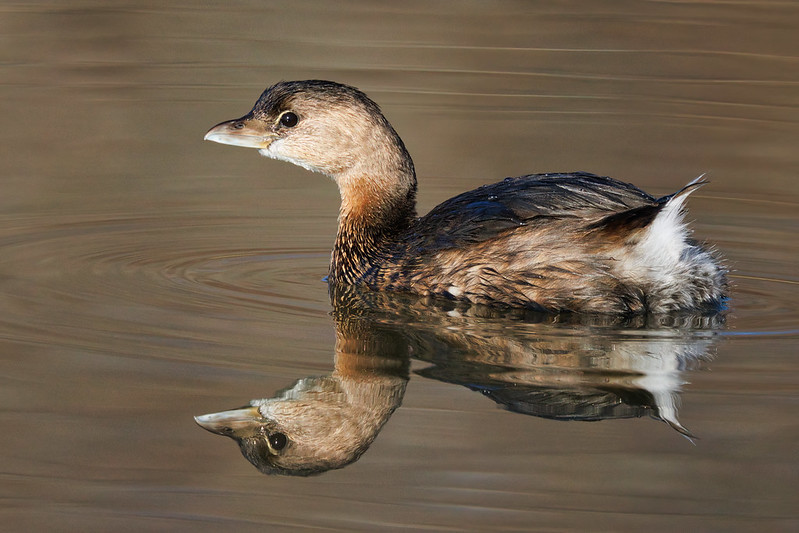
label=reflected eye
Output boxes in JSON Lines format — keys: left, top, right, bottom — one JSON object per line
{"left": 279, "top": 112, "right": 298, "bottom": 128}
{"left": 268, "top": 432, "right": 288, "bottom": 451}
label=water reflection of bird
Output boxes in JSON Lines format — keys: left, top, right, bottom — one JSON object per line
{"left": 195, "top": 320, "right": 409, "bottom": 476}
{"left": 411, "top": 321, "right": 712, "bottom": 438}
{"left": 205, "top": 80, "right": 727, "bottom": 314}
{"left": 196, "top": 286, "right": 723, "bottom": 475}
{"left": 338, "top": 286, "right": 719, "bottom": 439}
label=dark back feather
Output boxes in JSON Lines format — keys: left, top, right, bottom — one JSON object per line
{"left": 409, "top": 172, "right": 659, "bottom": 252}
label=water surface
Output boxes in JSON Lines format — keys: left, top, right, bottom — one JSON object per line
{"left": 0, "top": 2, "right": 797, "bottom": 531}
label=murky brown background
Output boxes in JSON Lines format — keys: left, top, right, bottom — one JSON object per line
{"left": 1, "top": 1, "right": 797, "bottom": 531}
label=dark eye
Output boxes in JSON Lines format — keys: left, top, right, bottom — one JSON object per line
{"left": 268, "top": 432, "right": 288, "bottom": 451}
{"left": 279, "top": 112, "right": 298, "bottom": 128}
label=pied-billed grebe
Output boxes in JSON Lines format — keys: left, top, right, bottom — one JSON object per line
{"left": 205, "top": 80, "right": 726, "bottom": 314}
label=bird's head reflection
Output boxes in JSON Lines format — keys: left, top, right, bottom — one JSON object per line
{"left": 197, "top": 285, "right": 724, "bottom": 475}
{"left": 194, "top": 404, "right": 291, "bottom": 474}
{"left": 196, "top": 321, "right": 409, "bottom": 476}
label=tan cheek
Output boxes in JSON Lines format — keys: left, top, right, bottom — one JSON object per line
{"left": 280, "top": 125, "right": 351, "bottom": 171}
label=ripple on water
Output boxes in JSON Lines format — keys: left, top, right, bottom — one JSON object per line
{"left": 0, "top": 214, "right": 333, "bottom": 358}
{"left": 0, "top": 194, "right": 797, "bottom": 356}
{"left": 698, "top": 195, "right": 799, "bottom": 337}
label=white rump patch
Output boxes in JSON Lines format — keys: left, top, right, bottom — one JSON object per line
{"left": 615, "top": 176, "right": 705, "bottom": 285}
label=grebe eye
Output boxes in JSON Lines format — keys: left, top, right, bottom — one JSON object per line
{"left": 268, "top": 432, "right": 288, "bottom": 451}
{"left": 279, "top": 112, "right": 298, "bottom": 128}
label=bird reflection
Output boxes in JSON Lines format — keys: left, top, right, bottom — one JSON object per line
{"left": 196, "top": 285, "right": 724, "bottom": 475}
{"left": 195, "top": 315, "right": 409, "bottom": 476}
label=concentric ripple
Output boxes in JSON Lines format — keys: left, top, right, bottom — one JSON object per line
{"left": 0, "top": 193, "right": 797, "bottom": 360}
{"left": 0, "top": 213, "right": 333, "bottom": 357}
{"left": 696, "top": 195, "right": 799, "bottom": 337}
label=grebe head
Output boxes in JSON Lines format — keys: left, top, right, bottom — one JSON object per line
{"left": 193, "top": 387, "right": 368, "bottom": 477}
{"left": 204, "top": 80, "right": 415, "bottom": 192}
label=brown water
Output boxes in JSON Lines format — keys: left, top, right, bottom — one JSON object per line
{"left": 1, "top": 1, "right": 798, "bottom": 531}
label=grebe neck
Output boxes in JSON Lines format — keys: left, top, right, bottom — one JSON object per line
{"left": 326, "top": 111, "right": 418, "bottom": 284}
{"left": 331, "top": 165, "right": 417, "bottom": 284}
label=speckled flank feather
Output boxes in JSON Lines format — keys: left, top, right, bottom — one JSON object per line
{"left": 205, "top": 80, "right": 728, "bottom": 314}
